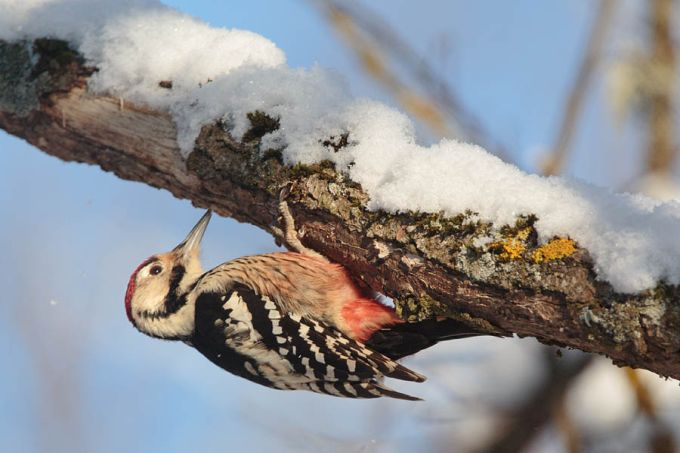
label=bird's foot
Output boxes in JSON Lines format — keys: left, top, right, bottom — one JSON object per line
{"left": 272, "top": 184, "right": 329, "bottom": 262}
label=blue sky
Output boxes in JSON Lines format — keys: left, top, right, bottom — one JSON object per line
{"left": 0, "top": 1, "right": 664, "bottom": 452}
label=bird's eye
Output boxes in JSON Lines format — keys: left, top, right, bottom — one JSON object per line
{"left": 150, "top": 265, "right": 163, "bottom": 275}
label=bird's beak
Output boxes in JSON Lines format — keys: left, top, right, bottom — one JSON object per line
{"left": 173, "top": 210, "right": 212, "bottom": 259}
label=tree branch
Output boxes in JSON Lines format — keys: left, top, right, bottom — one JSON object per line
{"left": 2, "top": 39, "right": 680, "bottom": 379}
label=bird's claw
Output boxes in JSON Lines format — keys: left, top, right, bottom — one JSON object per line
{"left": 274, "top": 184, "right": 328, "bottom": 262}
{"left": 279, "top": 182, "right": 295, "bottom": 203}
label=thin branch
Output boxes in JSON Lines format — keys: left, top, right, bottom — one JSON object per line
{"left": 646, "top": 0, "right": 677, "bottom": 175}
{"left": 314, "top": 0, "right": 510, "bottom": 160}
{"left": 624, "top": 368, "right": 677, "bottom": 453}
{"left": 479, "top": 352, "right": 592, "bottom": 453}
{"left": 541, "top": 0, "right": 616, "bottom": 176}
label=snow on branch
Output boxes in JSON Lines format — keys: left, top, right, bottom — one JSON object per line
{"left": 1, "top": 1, "right": 680, "bottom": 379}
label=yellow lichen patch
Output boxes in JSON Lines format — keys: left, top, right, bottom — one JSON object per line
{"left": 491, "top": 227, "right": 531, "bottom": 260}
{"left": 532, "top": 238, "right": 577, "bottom": 263}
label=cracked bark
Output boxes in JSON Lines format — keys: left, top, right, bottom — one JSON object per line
{"left": 2, "top": 39, "right": 680, "bottom": 380}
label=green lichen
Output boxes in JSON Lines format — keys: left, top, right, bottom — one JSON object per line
{"left": 499, "top": 214, "right": 537, "bottom": 236}
{"left": 321, "top": 132, "right": 350, "bottom": 152}
{"left": 0, "top": 38, "right": 86, "bottom": 117}
{"left": 288, "top": 160, "right": 336, "bottom": 179}
{"left": 394, "top": 293, "right": 442, "bottom": 322}
{"left": 0, "top": 41, "right": 39, "bottom": 116}
{"left": 31, "top": 38, "right": 83, "bottom": 78}
{"left": 242, "top": 110, "right": 280, "bottom": 143}
{"left": 261, "top": 148, "right": 283, "bottom": 163}
{"left": 187, "top": 122, "right": 286, "bottom": 192}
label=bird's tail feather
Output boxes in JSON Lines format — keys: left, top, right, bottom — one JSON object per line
{"left": 374, "top": 384, "right": 422, "bottom": 401}
{"left": 365, "top": 318, "right": 490, "bottom": 361}
{"left": 304, "top": 380, "right": 422, "bottom": 400}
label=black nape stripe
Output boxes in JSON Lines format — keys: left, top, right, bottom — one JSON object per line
{"left": 164, "top": 265, "right": 188, "bottom": 314}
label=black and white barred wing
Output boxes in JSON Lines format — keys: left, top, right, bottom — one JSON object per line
{"left": 192, "top": 284, "right": 425, "bottom": 400}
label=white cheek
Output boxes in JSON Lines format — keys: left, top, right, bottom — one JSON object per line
{"left": 134, "top": 281, "right": 166, "bottom": 313}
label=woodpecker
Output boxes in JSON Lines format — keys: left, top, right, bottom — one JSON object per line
{"left": 125, "top": 199, "right": 483, "bottom": 400}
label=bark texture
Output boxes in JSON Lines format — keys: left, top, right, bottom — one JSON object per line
{"left": 2, "top": 39, "right": 680, "bottom": 379}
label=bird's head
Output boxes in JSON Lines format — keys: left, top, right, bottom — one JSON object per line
{"left": 125, "top": 210, "right": 212, "bottom": 339}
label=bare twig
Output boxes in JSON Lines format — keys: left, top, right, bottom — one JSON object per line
{"left": 541, "top": 0, "right": 616, "bottom": 176}
{"left": 314, "top": 0, "right": 509, "bottom": 160}
{"left": 478, "top": 352, "right": 592, "bottom": 453}
{"left": 646, "top": 0, "right": 677, "bottom": 175}
{"left": 624, "top": 368, "right": 676, "bottom": 453}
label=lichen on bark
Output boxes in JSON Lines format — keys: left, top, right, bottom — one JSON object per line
{"left": 0, "top": 39, "right": 87, "bottom": 116}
